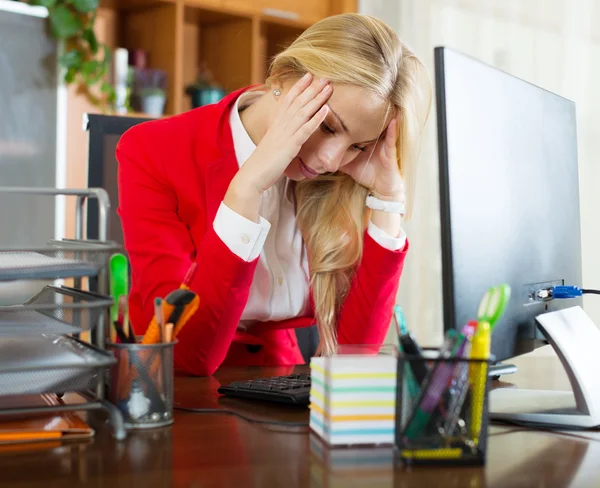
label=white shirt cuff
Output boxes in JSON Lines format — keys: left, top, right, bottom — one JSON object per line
{"left": 213, "top": 202, "right": 270, "bottom": 262}
{"left": 367, "top": 221, "right": 407, "bottom": 251}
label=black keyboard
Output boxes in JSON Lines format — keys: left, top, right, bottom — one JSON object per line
{"left": 217, "top": 373, "right": 311, "bottom": 406}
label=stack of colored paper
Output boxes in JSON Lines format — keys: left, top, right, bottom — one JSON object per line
{"left": 309, "top": 355, "right": 397, "bottom": 446}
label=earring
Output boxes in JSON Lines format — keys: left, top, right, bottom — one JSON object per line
{"left": 272, "top": 89, "right": 281, "bottom": 97}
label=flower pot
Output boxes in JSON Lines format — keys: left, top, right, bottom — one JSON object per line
{"left": 141, "top": 94, "right": 166, "bottom": 117}
{"left": 187, "top": 87, "right": 226, "bottom": 108}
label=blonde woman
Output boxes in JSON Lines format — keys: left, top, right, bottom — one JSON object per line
{"left": 117, "top": 13, "right": 431, "bottom": 376}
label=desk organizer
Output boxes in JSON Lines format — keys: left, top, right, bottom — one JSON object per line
{"left": 108, "top": 340, "right": 176, "bottom": 429}
{"left": 0, "top": 187, "right": 126, "bottom": 440}
{"left": 395, "top": 352, "right": 492, "bottom": 465}
{"left": 0, "top": 334, "right": 115, "bottom": 395}
{"left": 0, "top": 285, "right": 113, "bottom": 336}
{"left": 309, "top": 347, "right": 397, "bottom": 446}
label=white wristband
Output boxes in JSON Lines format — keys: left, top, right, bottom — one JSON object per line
{"left": 366, "top": 194, "right": 405, "bottom": 215}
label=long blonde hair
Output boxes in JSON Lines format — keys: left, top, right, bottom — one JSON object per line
{"left": 267, "top": 13, "right": 432, "bottom": 355}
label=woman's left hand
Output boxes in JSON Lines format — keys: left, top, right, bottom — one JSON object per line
{"left": 339, "top": 116, "right": 404, "bottom": 202}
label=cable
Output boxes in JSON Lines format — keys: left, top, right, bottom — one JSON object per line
{"left": 491, "top": 417, "right": 597, "bottom": 434}
{"left": 174, "top": 405, "right": 310, "bottom": 429}
{"left": 542, "top": 286, "right": 600, "bottom": 299}
{"left": 582, "top": 289, "right": 600, "bottom": 295}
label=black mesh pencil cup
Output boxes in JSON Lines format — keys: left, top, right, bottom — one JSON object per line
{"left": 394, "top": 351, "right": 492, "bottom": 466}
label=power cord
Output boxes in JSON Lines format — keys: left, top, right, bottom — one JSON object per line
{"left": 174, "top": 405, "right": 309, "bottom": 429}
{"left": 492, "top": 417, "right": 598, "bottom": 433}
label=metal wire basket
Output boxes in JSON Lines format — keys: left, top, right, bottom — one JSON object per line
{"left": 0, "top": 285, "right": 113, "bottom": 336}
{"left": 0, "top": 239, "right": 120, "bottom": 282}
{"left": 0, "top": 334, "right": 117, "bottom": 396}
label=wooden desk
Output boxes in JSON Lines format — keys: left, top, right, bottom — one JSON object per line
{"left": 1, "top": 348, "right": 599, "bottom": 487}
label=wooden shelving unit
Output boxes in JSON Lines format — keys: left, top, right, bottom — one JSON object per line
{"left": 113, "top": 0, "right": 357, "bottom": 115}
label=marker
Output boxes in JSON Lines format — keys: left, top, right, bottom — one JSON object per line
{"left": 469, "top": 321, "right": 491, "bottom": 445}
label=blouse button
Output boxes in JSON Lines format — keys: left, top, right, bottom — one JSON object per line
{"left": 241, "top": 234, "right": 250, "bottom": 244}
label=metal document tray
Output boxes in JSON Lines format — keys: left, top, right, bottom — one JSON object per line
{"left": 0, "top": 285, "right": 113, "bottom": 336}
{"left": 0, "top": 334, "right": 116, "bottom": 396}
{"left": 0, "top": 239, "right": 120, "bottom": 281}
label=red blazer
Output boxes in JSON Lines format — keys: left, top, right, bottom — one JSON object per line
{"left": 116, "top": 87, "right": 409, "bottom": 376}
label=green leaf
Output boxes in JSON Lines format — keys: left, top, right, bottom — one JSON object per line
{"left": 82, "top": 28, "right": 98, "bottom": 54}
{"left": 64, "top": 67, "right": 77, "bottom": 84}
{"left": 31, "top": 0, "right": 57, "bottom": 8}
{"left": 100, "top": 82, "right": 113, "bottom": 94}
{"left": 82, "top": 60, "right": 100, "bottom": 76}
{"left": 50, "top": 6, "right": 81, "bottom": 39}
{"left": 59, "top": 50, "right": 83, "bottom": 69}
{"left": 70, "top": 0, "right": 99, "bottom": 13}
{"left": 102, "top": 44, "right": 112, "bottom": 64}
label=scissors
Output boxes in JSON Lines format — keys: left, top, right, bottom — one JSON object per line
{"left": 477, "top": 284, "right": 511, "bottom": 330}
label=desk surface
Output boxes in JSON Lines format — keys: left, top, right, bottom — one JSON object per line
{"left": 1, "top": 347, "right": 599, "bottom": 488}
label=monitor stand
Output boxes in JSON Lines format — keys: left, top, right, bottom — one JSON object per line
{"left": 489, "top": 362, "right": 518, "bottom": 379}
{"left": 489, "top": 306, "right": 600, "bottom": 429}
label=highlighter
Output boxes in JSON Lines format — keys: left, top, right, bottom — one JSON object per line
{"left": 469, "top": 320, "right": 491, "bottom": 445}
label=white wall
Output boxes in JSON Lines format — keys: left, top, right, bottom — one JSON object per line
{"left": 360, "top": 0, "right": 600, "bottom": 345}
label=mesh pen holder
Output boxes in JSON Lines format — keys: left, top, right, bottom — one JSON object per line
{"left": 107, "top": 340, "right": 176, "bottom": 430}
{"left": 395, "top": 351, "right": 492, "bottom": 466}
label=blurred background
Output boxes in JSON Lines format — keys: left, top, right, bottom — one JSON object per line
{"left": 0, "top": 0, "right": 597, "bottom": 347}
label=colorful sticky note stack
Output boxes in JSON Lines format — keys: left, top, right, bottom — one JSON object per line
{"left": 309, "top": 355, "right": 397, "bottom": 446}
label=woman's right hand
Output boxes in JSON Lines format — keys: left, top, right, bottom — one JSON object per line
{"left": 224, "top": 73, "right": 332, "bottom": 222}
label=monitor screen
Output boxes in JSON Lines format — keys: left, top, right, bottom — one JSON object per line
{"left": 435, "top": 47, "right": 583, "bottom": 362}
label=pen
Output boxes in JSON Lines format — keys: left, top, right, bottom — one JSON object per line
{"left": 395, "top": 306, "right": 428, "bottom": 383}
{"left": 393, "top": 306, "right": 421, "bottom": 402}
{"left": 403, "top": 329, "right": 459, "bottom": 439}
{"left": 469, "top": 320, "right": 491, "bottom": 445}
{"left": 444, "top": 321, "right": 477, "bottom": 436}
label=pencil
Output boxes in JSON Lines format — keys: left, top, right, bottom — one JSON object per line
{"left": 165, "top": 323, "right": 174, "bottom": 343}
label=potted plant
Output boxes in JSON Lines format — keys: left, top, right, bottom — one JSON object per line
{"left": 138, "top": 87, "right": 166, "bottom": 117}
{"left": 25, "top": 0, "right": 115, "bottom": 109}
{"left": 185, "top": 62, "right": 225, "bottom": 108}
{"left": 133, "top": 69, "right": 167, "bottom": 117}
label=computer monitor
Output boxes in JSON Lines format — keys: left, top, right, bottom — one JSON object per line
{"left": 434, "top": 47, "right": 583, "bottom": 364}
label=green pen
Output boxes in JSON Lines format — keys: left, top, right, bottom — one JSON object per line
{"left": 393, "top": 306, "right": 420, "bottom": 402}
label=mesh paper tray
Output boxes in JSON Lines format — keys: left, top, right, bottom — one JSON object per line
{"left": 0, "top": 285, "right": 113, "bottom": 336}
{"left": 0, "top": 239, "right": 120, "bottom": 281}
{"left": 0, "top": 334, "right": 116, "bottom": 396}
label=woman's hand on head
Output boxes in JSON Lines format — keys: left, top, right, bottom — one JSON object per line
{"left": 234, "top": 73, "right": 332, "bottom": 196}
{"left": 225, "top": 73, "right": 332, "bottom": 222}
{"left": 339, "top": 115, "right": 405, "bottom": 203}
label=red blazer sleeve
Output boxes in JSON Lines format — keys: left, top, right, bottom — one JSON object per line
{"left": 336, "top": 232, "right": 408, "bottom": 346}
{"left": 117, "top": 126, "right": 257, "bottom": 376}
